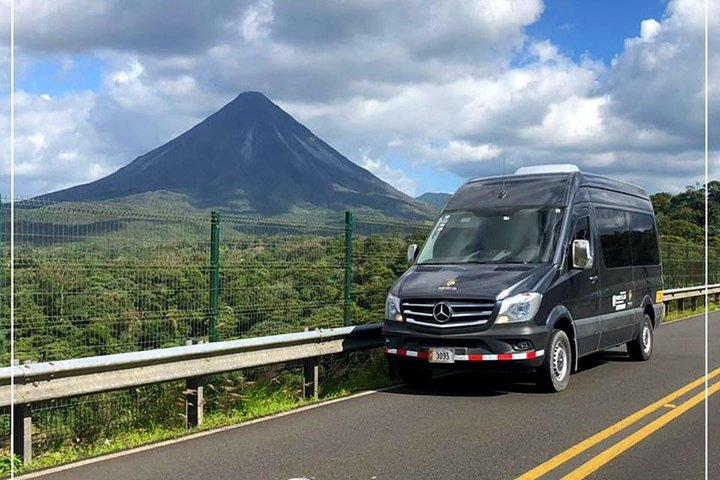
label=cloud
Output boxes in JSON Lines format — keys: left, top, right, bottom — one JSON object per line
{"left": 0, "top": 0, "right": 716, "bottom": 198}
{"left": 359, "top": 151, "right": 417, "bottom": 196}
{"left": 0, "top": 90, "right": 111, "bottom": 196}
{"left": 2, "top": 0, "right": 248, "bottom": 54}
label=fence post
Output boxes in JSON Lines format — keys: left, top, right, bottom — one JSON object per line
{"left": 209, "top": 211, "right": 220, "bottom": 342}
{"left": 684, "top": 241, "right": 690, "bottom": 287}
{"left": 12, "top": 403, "right": 32, "bottom": 464}
{"left": 667, "top": 242, "right": 673, "bottom": 288}
{"left": 344, "top": 211, "right": 353, "bottom": 326}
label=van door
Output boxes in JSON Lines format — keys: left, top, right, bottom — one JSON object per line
{"left": 595, "top": 207, "right": 636, "bottom": 349}
{"left": 566, "top": 206, "right": 601, "bottom": 355}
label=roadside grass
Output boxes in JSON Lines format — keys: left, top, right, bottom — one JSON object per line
{"left": 4, "top": 350, "right": 394, "bottom": 476}
{"left": 664, "top": 301, "right": 719, "bottom": 323}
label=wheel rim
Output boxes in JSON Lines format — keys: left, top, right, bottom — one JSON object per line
{"left": 642, "top": 323, "right": 652, "bottom": 354}
{"left": 552, "top": 341, "right": 568, "bottom": 381}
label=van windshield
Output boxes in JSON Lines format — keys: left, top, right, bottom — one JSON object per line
{"left": 416, "top": 208, "right": 565, "bottom": 265}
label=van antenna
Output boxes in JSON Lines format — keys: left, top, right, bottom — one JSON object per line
{"left": 499, "top": 157, "right": 507, "bottom": 199}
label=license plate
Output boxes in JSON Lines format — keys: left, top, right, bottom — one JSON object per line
{"left": 429, "top": 347, "right": 455, "bottom": 364}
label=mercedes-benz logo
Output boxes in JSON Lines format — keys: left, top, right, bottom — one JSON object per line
{"left": 432, "top": 302, "right": 453, "bottom": 323}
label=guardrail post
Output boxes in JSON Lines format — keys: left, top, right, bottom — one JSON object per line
{"left": 185, "top": 377, "right": 204, "bottom": 428}
{"left": 209, "top": 211, "right": 221, "bottom": 342}
{"left": 344, "top": 211, "right": 353, "bottom": 326}
{"left": 303, "top": 357, "right": 319, "bottom": 399}
{"left": 12, "top": 403, "right": 32, "bottom": 464}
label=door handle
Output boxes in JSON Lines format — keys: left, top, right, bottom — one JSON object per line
{"left": 589, "top": 274, "right": 599, "bottom": 284}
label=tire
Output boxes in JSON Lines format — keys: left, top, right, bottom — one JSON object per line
{"left": 537, "top": 329, "right": 572, "bottom": 392}
{"left": 397, "top": 364, "right": 433, "bottom": 386}
{"left": 627, "top": 314, "right": 654, "bottom": 361}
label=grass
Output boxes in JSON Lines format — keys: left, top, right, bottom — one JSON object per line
{"left": 663, "top": 301, "right": 719, "bottom": 322}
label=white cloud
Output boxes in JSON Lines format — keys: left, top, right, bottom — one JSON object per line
{"left": 241, "top": 0, "right": 274, "bottom": 40}
{"left": 0, "top": 0, "right": 716, "bottom": 197}
{"left": 360, "top": 151, "right": 417, "bottom": 196}
{"left": 0, "top": 90, "right": 115, "bottom": 196}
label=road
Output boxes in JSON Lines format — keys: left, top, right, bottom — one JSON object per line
{"left": 22, "top": 313, "right": 720, "bottom": 480}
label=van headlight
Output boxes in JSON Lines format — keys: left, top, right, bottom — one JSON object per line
{"left": 385, "top": 293, "right": 403, "bottom": 322}
{"left": 496, "top": 292, "right": 542, "bottom": 324}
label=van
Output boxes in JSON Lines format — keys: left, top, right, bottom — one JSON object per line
{"left": 382, "top": 165, "right": 663, "bottom": 392}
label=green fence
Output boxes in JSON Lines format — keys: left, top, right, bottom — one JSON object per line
{"left": 661, "top": 240, "right": 718, "bottom": 289}
{"left": 1, "top": 199, "right": 718, "bottom": 364}
{"left": 0, "top": 199, "right": 432, "bottom": 364}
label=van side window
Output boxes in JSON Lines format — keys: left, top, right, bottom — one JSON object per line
{"left": 627, "top": 211, "right": 660, "bottom": 265}
{"left": 596, "top": 208, "right": 631, "bottom": 268}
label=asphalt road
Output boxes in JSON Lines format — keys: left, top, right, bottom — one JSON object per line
{"left": 24, "top": 313, "right": 720, "bottom": 480}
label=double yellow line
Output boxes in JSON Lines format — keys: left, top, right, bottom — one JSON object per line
{"left": 517, "top": 368, "right": 720, "bottom": 480}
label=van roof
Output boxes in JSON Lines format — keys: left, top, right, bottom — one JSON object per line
{"left": 465, "top": 171, "right": 649, "bottom": 200}
{"left": 445, "top": 170, "right": 651, "bottom": 212}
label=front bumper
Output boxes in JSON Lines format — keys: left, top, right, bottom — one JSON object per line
{"left": 382, "top": 320, "right": 550, "bottom": 369}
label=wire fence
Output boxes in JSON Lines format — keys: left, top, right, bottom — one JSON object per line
{"left": 0, "top": 199, "right": 432, "bottom": 364}
{"left": 0, "top": 198, "right": 717, "bottom": 365}
{"left": 661, "top": 240, "right": 719, "bottom": 289}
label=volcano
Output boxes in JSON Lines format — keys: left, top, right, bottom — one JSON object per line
{"left": 42, "top": 91, "right": 433, "bottom": 217}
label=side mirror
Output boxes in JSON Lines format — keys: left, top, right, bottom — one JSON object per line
{"left": 407, "top": 244, "right": 418, "bottom": 264}
{"left": 572, "top": 239, "right": 594, "bottom": 270}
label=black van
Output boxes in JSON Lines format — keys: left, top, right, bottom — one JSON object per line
{"left": 383, "top": 165, "right": 663, "bottom": 392}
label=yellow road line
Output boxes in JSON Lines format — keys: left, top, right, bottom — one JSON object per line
{"left": 561, "top": 380, "right": 720, "bottom": 479}
{"left": 516, "top": 368, "right": 720, "bottom": 480}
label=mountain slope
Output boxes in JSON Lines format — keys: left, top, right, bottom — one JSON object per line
{"left": 416, "top": 192, "right": 451, "bottom": 211}
{"left": 42, "top": 92, "right": 433, "bottom": 218}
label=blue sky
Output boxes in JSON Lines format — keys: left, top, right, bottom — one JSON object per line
{"left": 528, "top": 0, "right": 667, "bottom": 63}
{"left": 18, "top": 55, "right": 104, "bottom": 95}
{"left": 3, "top": 0, "right": 714, "bottom": 199}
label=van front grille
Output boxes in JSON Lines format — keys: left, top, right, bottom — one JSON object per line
{"left": 401, "top": 299, "right": 496, "bottom": 328}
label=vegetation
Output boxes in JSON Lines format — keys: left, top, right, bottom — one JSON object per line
{"left": 651, "top": 181, "right": 720, "bottom": 245}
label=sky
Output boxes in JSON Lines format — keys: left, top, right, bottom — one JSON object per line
{"left": 0, "top": 0, "right": 717, "bottom": 199}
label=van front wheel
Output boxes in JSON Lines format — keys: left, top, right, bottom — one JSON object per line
{"left": 627, "top": 314, "right": 654, "bottom": 361}
{"left": 537, "top": 329, "right": 572, "bottom": 392}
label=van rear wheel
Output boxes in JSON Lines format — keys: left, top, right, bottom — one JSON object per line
{"left": 627, "top": 314, "right": 654, "bottom": 361}
{"left": 537, "top": 329, "right": 571, "bottom": 392}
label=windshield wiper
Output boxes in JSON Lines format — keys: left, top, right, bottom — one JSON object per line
{"left": 467, "top": 260, "right": 530, "bottom": 264}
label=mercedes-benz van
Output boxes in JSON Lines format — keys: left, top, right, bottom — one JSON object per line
{"left": 383, "top": 165, "right": 663, "bottom": 392}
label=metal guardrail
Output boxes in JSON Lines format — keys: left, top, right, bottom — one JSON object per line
{"left": 1, "top": 284, "right": 717, "bottom": 463}
{"left": 0, "top": 324, "right": 382, "bottom": 407}
{"left": 663, "top": 284, "right": 720, "bottom": 301}
{"left": 0, "top": 324, "right": 382, "bottom": 463}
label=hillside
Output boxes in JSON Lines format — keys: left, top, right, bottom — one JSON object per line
{"left": 415, "top": 192, "right": 451, "bottom": 211}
